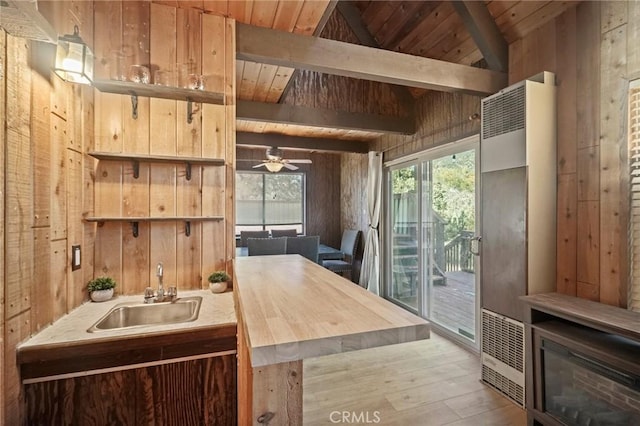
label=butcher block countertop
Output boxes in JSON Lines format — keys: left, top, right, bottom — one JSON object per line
{"left": 17, "top": 290, "right": 236, "bottom": 381}
{"left": 234, "top": 255, "right": 430, "bottom": 367}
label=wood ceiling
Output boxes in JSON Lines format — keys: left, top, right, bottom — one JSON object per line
{"left": 158, "top": 0, "right": 578, "bottom": 150}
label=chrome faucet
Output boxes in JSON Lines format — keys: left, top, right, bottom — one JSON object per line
{"left": 156, "top": 262, "right": 164, "bottom": 300}
{"left": 143, "top": 262, "right": 177, "bottom": 303}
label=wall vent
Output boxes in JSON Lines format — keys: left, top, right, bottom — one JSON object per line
{"left": 481, "top": 309, "right": 525, "bottom": 407}
{"left": 482, "top": 84, "right": 525, "bottom": 140}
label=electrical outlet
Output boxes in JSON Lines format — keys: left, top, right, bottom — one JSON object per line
{"left": 71, "top": 245, "right": 81, "bottom": 270}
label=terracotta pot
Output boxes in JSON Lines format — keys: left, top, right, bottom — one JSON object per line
{"left": 209, "top": 281, "right": 228, "bottom": 293}
{"left": 90, "top": 288, "right": 114, "bottom": 302}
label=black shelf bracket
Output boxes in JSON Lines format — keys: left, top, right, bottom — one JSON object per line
{"left": 132, "top": 160, "right": 140, "bottom": 179}
{"left": 185, "top": 221, "right": 191, "bottom": 237}
{"left": 130, "top": 94, "right": 138, "bottom": 119}
{"left": 130, "top": 221, "right": 139, "bottom": 238}
{"left": 185, "top": 162, "right": 192, "bottom": 181}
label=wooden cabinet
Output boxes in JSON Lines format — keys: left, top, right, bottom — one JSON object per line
{"left": 24, "top": 354, "right": 236, "bottom": 426}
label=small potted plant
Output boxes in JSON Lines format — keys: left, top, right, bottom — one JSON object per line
{"left": 208, "top": 271, "right": 230, "bottom": 293}
{"left": 87, "top": 276, "right": 116, "bottom": 302}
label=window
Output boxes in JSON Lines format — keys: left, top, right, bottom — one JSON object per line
{"left": 235, "top": 171, "right": 305, "bottom": 235}
{"left": 629, "top": 80, "right": 640, "bottom": 312}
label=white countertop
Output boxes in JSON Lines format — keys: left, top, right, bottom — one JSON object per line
{"left": 18, "top": 290, "right": 236, "bottom": 351}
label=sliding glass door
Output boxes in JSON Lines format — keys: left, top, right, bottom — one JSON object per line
{"left": 386, "top": 138, "right": 479, "bottom": 347}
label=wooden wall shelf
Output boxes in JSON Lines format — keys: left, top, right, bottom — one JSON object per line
{"left": 93, "top": 79, "right": 225, "bottom": 105}
{"left": 85, "top": 216, "right": 224, "bottom": 237}
{"left": 88, "top": 151, "right": 225, "bottom": 180}
{"left": 93, "top": 79, "right": 225, "bottom": 123}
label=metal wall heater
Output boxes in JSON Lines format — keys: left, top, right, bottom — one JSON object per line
{"left": 480, "top": 72, "right": 557, "bottom": 407}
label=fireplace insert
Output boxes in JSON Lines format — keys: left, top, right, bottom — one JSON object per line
{"left": 532, "top": 321, "right": 640, "bottom": 426}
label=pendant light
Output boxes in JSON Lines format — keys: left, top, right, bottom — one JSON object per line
{"left": 54, "top": 25, "right": 94, "bottom": 85}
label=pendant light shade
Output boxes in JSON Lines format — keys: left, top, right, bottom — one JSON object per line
{"left": 54, "top": 25, "right": 93, "bottom": 85}
{"left": 264, "top": 162, "right": 284, "bottom": 173}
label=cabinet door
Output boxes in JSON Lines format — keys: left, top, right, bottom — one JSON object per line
{"left": 481, "top": 167, "right": 527, "bottom": 321}
{"left": 25, "top": 354, "right": 237, "bottom": 426}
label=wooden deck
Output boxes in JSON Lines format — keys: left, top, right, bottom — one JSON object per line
{"left": 396, "top": 270, "right": 476, "bottom": 340}
{"left": 432, "top": 271, "right": 476, "bottom": 339}
{"left": 304, "top": 333, "right": 526, "bottom": 425}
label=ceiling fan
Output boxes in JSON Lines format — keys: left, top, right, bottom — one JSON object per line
{"left": 251, "top": 147, "right": 312, "bottom": 172}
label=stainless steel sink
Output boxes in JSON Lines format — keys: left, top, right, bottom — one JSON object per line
{"left": 87, "top": 296, "right": 202, "bottom": 332}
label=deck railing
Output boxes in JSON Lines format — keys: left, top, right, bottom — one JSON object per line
{"left": 444, "top": 230, "right": 475, "bottom": 272}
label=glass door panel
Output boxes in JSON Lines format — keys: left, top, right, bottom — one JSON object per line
{"left": 389, "top": 165, "right": 419, "bottom": 311}
{"left": 385, "top": 140, "right": 479, "bottom": 347}
{"left": 427, "top": 149, "right": 477, "bottom": 342}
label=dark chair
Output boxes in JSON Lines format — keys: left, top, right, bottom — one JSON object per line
{"left": 322, "top": 230, "right": 360, "bottom": 279}
{"left": 247, "top": 237, "right": 287, "bottom": 256}
{"left": 240, "top": 230, "right": 269, "bottom": 247}
{"left": 286, "top": 236, "right": 320, "bottom": 263}
{"left": 271, "top": 229, "right": 298, "bottom": 238}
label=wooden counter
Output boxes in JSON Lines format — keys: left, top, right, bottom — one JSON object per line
{"left": 16, "top": 290, "right": 237, "bottom": 425}
{"left": 234, "top": 255, "right": 430, "bottom": 425}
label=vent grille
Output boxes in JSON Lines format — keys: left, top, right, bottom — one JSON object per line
{"left": 482, "top": 85, "right": 526, "bottom": 139}
{"left": 481, "top": 309, "right": 525, "bottom": 407}
{"left": 481, "top": 309, "right": 524, "bottom": 372}
{"left": 482, "top": 364, "right": 525, "bottom": 406}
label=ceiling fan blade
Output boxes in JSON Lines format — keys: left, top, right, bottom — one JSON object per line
{"left": 287, "top": 159, "right": 312, "bottom": 164}
{"left": 283, "top": 163, "right": 299, "bottom": 170}
{"left": 252, "top": 163, "right": 267, "bottom": 169}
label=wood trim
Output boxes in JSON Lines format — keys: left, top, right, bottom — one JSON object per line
{"left": 451, "top": 1, "right": 508, "bottom": 72}
{"left": 237, "top": 100, "right": 414, "bottom": 135}
{"left": 236, "top": 23, "right": 508, "bottom": 95}
{"left": 236, "top": 131, "right": 369, "bottom": 153}
{"left": 17, "top": 324, "right": 236, "bottom": 379}
{"left": 22, "top": 350, "right": 237, "bottom": 384}
{"left": 521, "top": 292, "right": 640, "bottom": 343}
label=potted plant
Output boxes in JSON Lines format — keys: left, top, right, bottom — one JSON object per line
{"left": 208, "top": 271, "right": 230, "bottom": 293}
{"left": 87, "top": 276, "right": 116, "bottom": 302}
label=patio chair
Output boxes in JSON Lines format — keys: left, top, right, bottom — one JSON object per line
{"left": 286, "top": 235, "right": 320, "bottom": 263}
{"left": 240, "top": 230, "right": 269, "bottom": 247}
{"left": 322, "top": 230, "right": 360, "bottom": 279}
{"left": 271, "top": 229, "right": 298, "bottom": 238}
{"left": 247, "top": 237, "right": 287, "bottom": 256}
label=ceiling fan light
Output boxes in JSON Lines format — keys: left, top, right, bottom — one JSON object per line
{"left": 264, "top": 162, "right": 284, "bottom": 173}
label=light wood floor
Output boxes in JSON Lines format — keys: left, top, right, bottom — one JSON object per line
{"left": 303, "top": 333, "right": 527, "bottom": 425}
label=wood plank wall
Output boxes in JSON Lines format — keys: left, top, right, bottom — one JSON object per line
{"left": 236, "top": 147, "right": 342, "bottom": 248}
{"left": 1, "top": 1, "right": 95, "bottom": 422}
{"left": 354, "top": 1, "right": 640, "bottom": 309}
{"left": 279, "top": 7, "right": 408, "bottom": 118}
{"left": 1, "top": 1, "right": 234, "bottom": 423}
{"left": 509, "top": 1, "right": 640, "bottom": 308}
{"left": 91, "top": 2, "right": 235, "bottom": 296}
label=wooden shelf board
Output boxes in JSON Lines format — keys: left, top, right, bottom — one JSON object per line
{"left": 93, "top": 79, "right": 225, "bottom": 105}
{"left": 85, "top": 216, "right": 224, "bottom": 222}
{"left": 88, "top": 151, "right": 225, "bottom": 166}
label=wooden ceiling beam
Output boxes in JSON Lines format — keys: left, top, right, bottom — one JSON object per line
{"left": 237, "top": 100, "right": 415, "bottom": 135}
{"left": 451, "top": 0, "right": 508, "bottom": 73}
{"left": 236, "top": 23, "right": 507, "bottom": 95}
{"left": 336, "top": 1, "right": 415, "bottom": 110}
{"left": 237, "top": 132, "right": 369, "bottom": 154}
{"left": 278, "top": 0, "right": 338, "bottom": 103}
